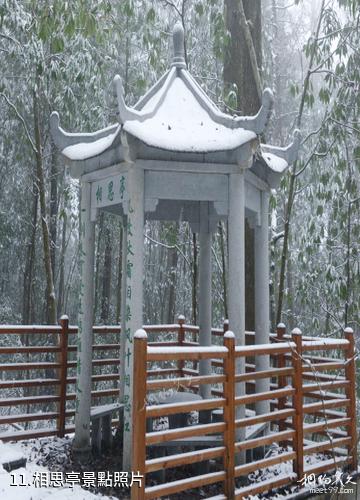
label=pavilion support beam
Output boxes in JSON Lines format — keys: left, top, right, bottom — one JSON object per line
{"left": 254, "top": 191, "right": 271, "bottom": 417}
{"left": 123, "top": 166, "right": 144, "bottom": 472}
{"left": 198, "top": 203, "right": 212, "bottom": 414}
{"left": 119, "top": 216, "right": 128, "bottom": 403}
{"left": 73, "top": 181, "right": 95, "bottom": 458}
{"left": 228, "top": 170, "right": 246, "bottom": 461}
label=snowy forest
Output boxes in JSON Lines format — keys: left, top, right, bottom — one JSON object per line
{"left": 0, "top": 0, "right": 359, "bottom": 337}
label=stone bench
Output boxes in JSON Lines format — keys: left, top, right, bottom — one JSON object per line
{"left": 147, "top": 390, "right": 201, "bottom": 432}
{"left": 148, "top": 391, "right": 210, "bottom": 478}
{"left": 91, "top": 402, "right": 123, "bottom": 454}
{"left": 148, "top": 392, "right": 269, "bottom": 468}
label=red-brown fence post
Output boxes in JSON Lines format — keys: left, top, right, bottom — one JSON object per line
{"left": 223, "top": 330, "right": 235, "bottom": 499}
{"left": 132, "top": 329, "right": 147, "bottom": 500}
{"left": 178, "top": 315, "right": 185, "bottom": 378}
{"left": 344, "top": 327, "right": 358, "bottom": 472}
{"left": 58, "top": 315, "right": 69, "bottom": 438}
{"left": 223, "top": 319, "right": 229, "bottom": 334}
{"left": 291, "top": 328, "right": 304, "bottom": 481}
{"left": 277, "top": 323, "right": 287, "bottom": 434}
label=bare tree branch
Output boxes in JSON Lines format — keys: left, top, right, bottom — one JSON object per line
{"left": 161, "top": 0, "right": 182, "bottom": 18}
{"left": 0, "top": 92, "right": 37, "bottom": 153}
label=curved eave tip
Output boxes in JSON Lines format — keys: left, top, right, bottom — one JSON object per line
{"left": 262, "top": 87, "right": 274, "bottom": 108}
{"left": 135, "top": 329, "right": 148, "bottom": 339}
{"left": 50, "top": 111, "right": 60, "bottom": 130}
{"left": 288, "top": 128, "right": 302, "bottom": 164}
{"left": 50, "top": 111, "right": 64, "bottom": 150}
{"left": 262, "top": 88, "right": 274, "bottom": 124}
{"left": 113, "top": 74, "right": 124, "bottom": 95}
{"left": 292, "top": 129, "right": 302, "bottom": 150}
{"left": 113, "top": 74, "right": 128, "bottom": 124}
{"left": 113, "top": 74, "right": 122, "bottom": 86}
{"left": 253, "top": 88, "right": 274, "bottom": 134}
{"left": 173, "top": 20, "right": 184, "bottom": 35}
{"left": 293, "top": 128, "right": 301, "bottom": 140}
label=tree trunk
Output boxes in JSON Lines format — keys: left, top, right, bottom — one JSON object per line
{"left": 276, "top": 0, "right": 326, "bottom": 324}
{"left": 224, "top": 0, "right": 262, "bottom": 331}
{"left": 94, "top": 211, "right": 105, "bottom": 318}
{"left": 166, "top": 223, "right": 179, "bottom": 324}
{"left": 57, "top": 196, "right": 67, "bottom": 316}
{"left": 33, "top": 90, "right": 57, "bottom": 324}
{"left": 287, "top": 248, "right": 294, "bottom": 330}
{"left": 22, "top": 181, "right": 38, "bottom": 324}
{"left": 159, "top": 240, "right": 166, "bottom": 324}
{"left": 224, "top": 0, "right": 262, "bottom": 115}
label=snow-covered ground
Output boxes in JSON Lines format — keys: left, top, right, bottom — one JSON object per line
{"left": 0, "top": 439, "right": 117, "bottom": 500}
{"left": 0, "top": 437, "right": 356, "bottom": 499}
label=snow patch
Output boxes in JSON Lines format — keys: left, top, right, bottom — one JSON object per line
{"left": 263, "top": 152, "right": 288, "bottom": 173}
{"left": 0, "top": 441, "right": 24, "bottom": 464}
{"left": 0, "top": 439, "right": 115, "bottom": 500}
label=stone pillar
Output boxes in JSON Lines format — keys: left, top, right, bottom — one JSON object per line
{"left": 119, "top": 216, "right": 128, "bottom": 402}
{"left": 255, "top": 191, "right": 270, "bottom": 415}
{"left": 228, "top": 171, "right": 246, "bottom": 450}
{"left": 198, "top": 202, "right": 212, "bottom": 404}
{"left": 122, "top": 166, "right": 144, "bottom": 471}
{"left": 73, "top": 181, "right": 96, "bottom": 457}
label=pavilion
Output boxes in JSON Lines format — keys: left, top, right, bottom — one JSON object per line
{"left": 51, "top": 22, "right": 300, "bottom": 469}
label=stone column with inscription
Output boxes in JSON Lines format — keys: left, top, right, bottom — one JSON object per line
{"left": 73, "top": 181, "right": 95, "bottom": 457}
{"left": 122, "top": 166, "right": 145, "bottom": 471}
{"left": 119, "top": 215, "right": 128, "bottom": 403}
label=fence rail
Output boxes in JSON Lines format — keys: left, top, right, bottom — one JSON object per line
{"left": 0, "top": 317, "right": 265, "bottom": 441}
{"left": 0, "top": 319, "right": 357, "bottom": 499}
{"left": 131, "top": 325, "right": 358, "bottom": 500}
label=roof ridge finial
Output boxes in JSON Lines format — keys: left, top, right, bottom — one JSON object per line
{"left": 172, "top": 21, "right": 186, "bottom": 69}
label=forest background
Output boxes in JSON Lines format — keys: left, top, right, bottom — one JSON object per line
{"left": 0, "top": 0, "right": 359, "bottom": 340}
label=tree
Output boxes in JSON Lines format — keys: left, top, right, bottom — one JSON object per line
{"left": 223, "top": 0, "right": 262, "bottom": 330}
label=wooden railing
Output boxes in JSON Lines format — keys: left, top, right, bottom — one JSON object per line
{"left": 0, "top": 317, "right": 123, "bottom": 440}
{"left": 0, "top": 317, "right": 215, "bottom": 440}
{"left": 0, "top": 319, "right": 357, "bottom": 498}
{"left": 131, "top": 326, "right": 358, "bottom": 500}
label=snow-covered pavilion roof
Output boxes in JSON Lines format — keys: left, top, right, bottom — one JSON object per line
{"left": 50, "top": 22, "right": 300, "bottom": 186}
{"left": 119, "top": 70, "right": 258, "bottom": 153}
